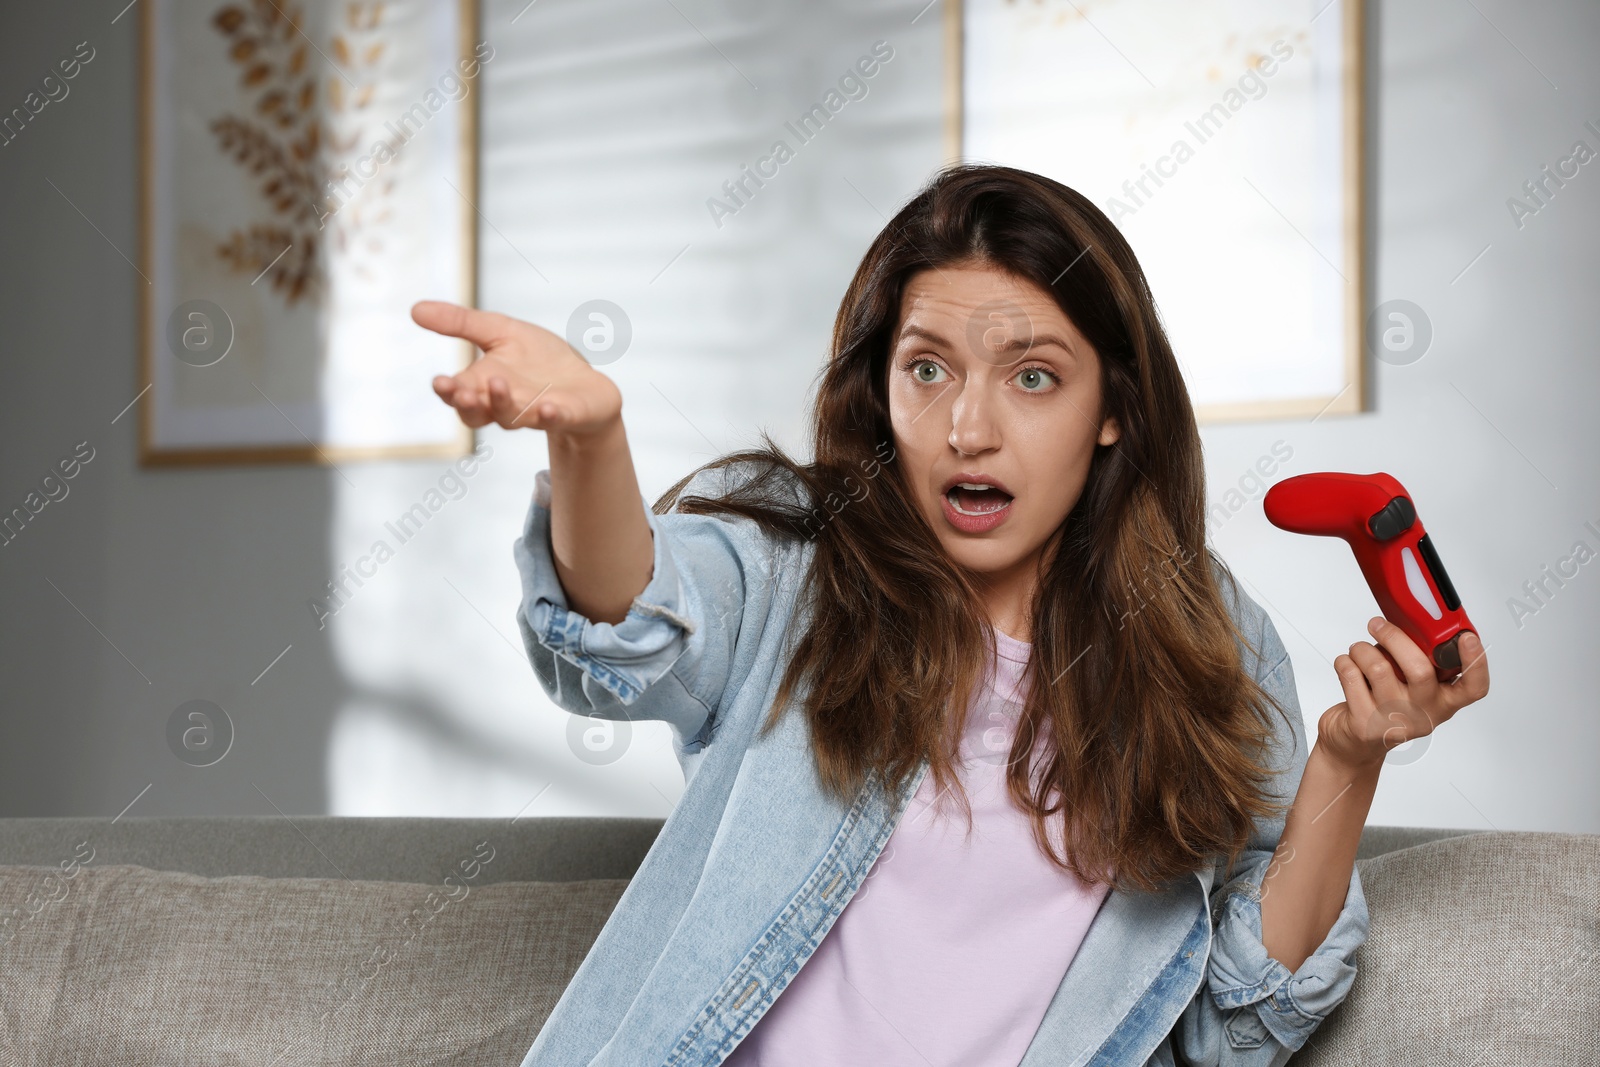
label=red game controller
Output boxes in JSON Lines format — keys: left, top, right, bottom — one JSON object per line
{"left": 1263, "top": 472, "right": 1475, "bottom": 680}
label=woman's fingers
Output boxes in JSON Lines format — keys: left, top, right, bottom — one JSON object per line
{"left": 488, "top": 376, "right": 535, "bottom": 429}
{"left": 1346, "top": 641, "right": 1406, "bottom": 704}
{"left": 1333, "top": 652, "right": 1378, "bottom": 722}
{"left": 483, "top": 373, "right": 576, "bottom": 431}
{"left": 411, "top": 300, "right": 524, "bottom": 351}
{"left": 413, "top": 301, "right": 622, "bottom": 436}
{"left": 1325, "top": 623, "right": 1490, "bottom": 767}
{"left": 439, "top": 372, "right": 493, "bottom": 427}
{"left": 432, "top": 374, "right": 460, "bottom": 403}
{"left": 1442, "top": 630, "right": 1491, "bottom": 714}
{"left": 1359, "top": 618, "right": 1489, "bottom": 724}
{"left": 1363, "top": 617, "right": 1433, "bottom": 686}
{"left": 1346, "top": 642, "right": 1421, "bottom": 748}
{"left": 1348, "top": 638, "right": 1445, "bottom": 753}
{"left": 456, "top": 396, "right": 492, "bottom": 429}
{"left": 436, "top": 364, "right": 541, "bottom": 430}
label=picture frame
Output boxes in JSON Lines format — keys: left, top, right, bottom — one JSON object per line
{"left": 946, "top": 0, "right": 1368, "bottom": 424}
{"left": 138, "top": 0, "right": 482, "bottom": 467}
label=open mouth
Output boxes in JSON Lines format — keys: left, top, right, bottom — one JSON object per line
{"left": 945, "top": 483, "right": 1014, "bottom": 516}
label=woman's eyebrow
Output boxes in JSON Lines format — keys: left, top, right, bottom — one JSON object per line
{"left": 895, "top": 325, "right": 953, "bottom": 348}
{"left": 895, "top": 324, "right": 1076, "bottom": 360}
{"left": 998, "top": 334, "right": 1076, "bottom": 359}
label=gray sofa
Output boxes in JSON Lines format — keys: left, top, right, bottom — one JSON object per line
{"left": 0, "top": 818, "right": 1593, "bottom": 1065}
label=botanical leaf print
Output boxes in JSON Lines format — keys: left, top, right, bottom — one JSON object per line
{"left": 206, "top": 0, "right": 393, "bottom": 305}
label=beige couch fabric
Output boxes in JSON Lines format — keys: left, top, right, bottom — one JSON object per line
{"left": 0, "top": 830, "right": 1594, "bottom": 1065}
{"left": 0, "top": 864, "right": 627, "bottom": 1066}
{"left": 1290, "top": 831, "right": 1600, "bottom": 1066}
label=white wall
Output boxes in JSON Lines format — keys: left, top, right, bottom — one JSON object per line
{"left": 0, "top": 0, "right": 1593, "bottom": 833}
{"left": 1204, "top": 0, "right": 1600, "bottom": 834}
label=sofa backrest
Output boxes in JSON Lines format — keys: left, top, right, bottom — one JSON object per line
{"left": 0, "top": 816, "right": 665, "bottom": 884}
{"left": 0, "top": 821, "right": 1594, "bottom": 1066}
{"left": 0, "top": 817, "right": 1478, "bottom": 882}
{"left": 0, "top": 862, "right": 628, "bottom": 1065}
{"left": 1289, "top": 830, "right": 1600, "bottom": 1065}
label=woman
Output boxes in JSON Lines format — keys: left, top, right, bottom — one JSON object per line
{"left": 413, "top": 164, "right": 1489, "bottom": 1066}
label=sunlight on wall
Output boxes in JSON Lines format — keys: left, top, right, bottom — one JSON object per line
{"left": 321, "top": 0, "right": 947, "bottom": 815}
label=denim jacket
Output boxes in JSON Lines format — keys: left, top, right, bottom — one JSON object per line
{"left": 512, "top": 462, "right": 1369, "bottom": 1067}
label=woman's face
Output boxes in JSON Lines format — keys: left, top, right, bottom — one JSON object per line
{"left": 886, "top": 260, "right": 1119, "bottom": 587}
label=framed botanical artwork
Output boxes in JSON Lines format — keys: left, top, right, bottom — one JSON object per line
{"left": 138, "top": 0, "right": 483, "bottom": 466}
{"left": 947, "top": 0, "right": 1368, "bottom": 424}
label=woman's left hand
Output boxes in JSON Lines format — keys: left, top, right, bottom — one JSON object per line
{"left": 1317, "top": 618, "right": 1491, "bottom": 773}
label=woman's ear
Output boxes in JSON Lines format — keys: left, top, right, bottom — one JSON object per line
{"left": 1098, "top": 415, "right": 1120, "bottom": 447}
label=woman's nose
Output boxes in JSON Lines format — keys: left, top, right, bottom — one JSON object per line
{"left": 948, "top": 384, "right": 1001, "bottom": 456}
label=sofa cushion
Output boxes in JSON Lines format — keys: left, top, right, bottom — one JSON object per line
{"left": 2, "top": 831, "right": 1594, "bottom": 1064}
{"left": 1289, "top": 830, "right": 1600, "bottom": 1065}
{"left": 0, "top": 863, "right": 627, "bottom": 1066}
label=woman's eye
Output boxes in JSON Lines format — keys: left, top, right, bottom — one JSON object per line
{"left": 910, "top": 359, "right": 946, "bottom": 383}
{"left": 1014, "top": 367, "right": 1055, "bottom": 391}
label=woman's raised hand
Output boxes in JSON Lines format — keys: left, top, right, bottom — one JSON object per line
{"left": 1317, "top": 617, "right": 1491, "bottom": 774}
{"left": 412, "top": 300, "right": 622, "bottom": 437}
{"left": 413, "top": 300, "right": 651, "bottom": 623}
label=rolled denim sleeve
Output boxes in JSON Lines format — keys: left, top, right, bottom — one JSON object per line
{"left": 512, "top": 464, "right": 769, "bottom": 753}
{"left": 1196, "top": 844, "right": 1368, "bottom": 1059}
{"left": 1161, "top": 594, "right": 1371, "bottom": 1066}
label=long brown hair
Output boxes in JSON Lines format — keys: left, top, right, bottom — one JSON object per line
{"left": 655, "top": 163, "right": 1292, "bottom": 894}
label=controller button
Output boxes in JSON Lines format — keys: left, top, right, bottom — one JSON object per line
{"left": 1368, "top": 495, "right": 1417, "bottom": 540}
{"left": 1433, "top": 633, "right": 1463, "bottom": 670}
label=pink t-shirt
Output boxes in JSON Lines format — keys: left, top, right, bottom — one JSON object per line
{"left": 724, "top": 628, "right": 1112, "bottom": 1067}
